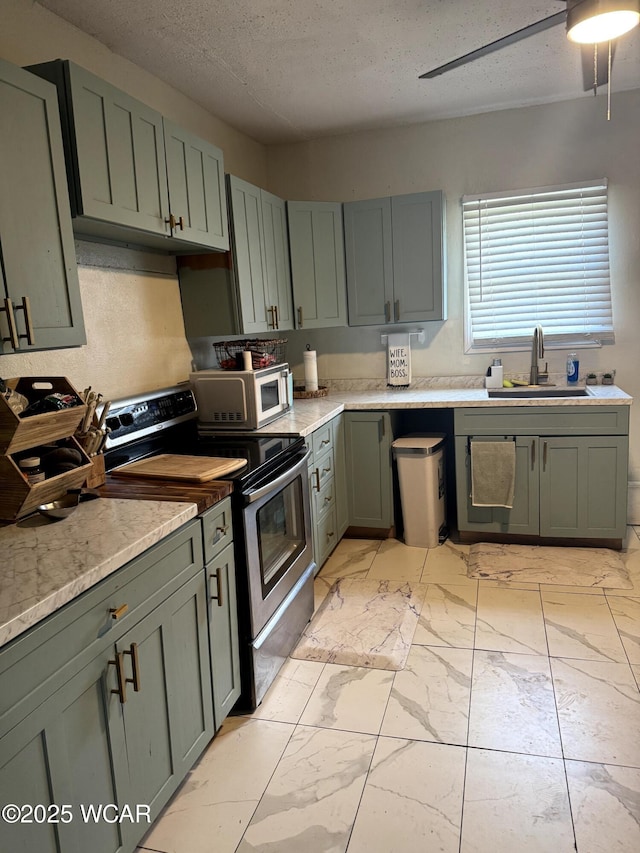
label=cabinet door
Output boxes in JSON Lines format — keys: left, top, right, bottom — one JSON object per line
{"left": 0, "top": 650, "right": 129, "bottom": 853}
{"left": 227, "top": 175, "right": 269, "bottom": 333}
{"left": 539, "top": 436, "right": 628, "bottom": 538}
{"left": 117, "top": 573, "right": 214, "bottom": 824}
{"left": 288, "top": 201, "right": 348, "bottom": 329}
{"left": 163, "top": 119, "right": 229, "bottom": 251}
{"left": 332, "top": 415, "right": 349, "bottom": 539}
{"left": 0, "top": 59, "right": 85, "bottom": 352}
{"left": 65, "top": 62, "right": 170, "bottom": 236}
{"left": 261, "top": 190, "right": 294, "bottom": 331}
{"left": 206, "top": 541, "right": 241, "bottom": 728}
{"left": 344, "top": 197, "right": 393, "bottom": 326}
{"left": 454, "top": 435, "right": 539, "bottom": 535}
{"left": 345, "top": 412, "right": 394, "bottom": 529}
{"left": 391, "top": 191, "right": 446, "bottom": 323}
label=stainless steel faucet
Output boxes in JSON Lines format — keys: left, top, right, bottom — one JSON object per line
{"left": 529, "top": 326, "right": 544, "bottom": 386}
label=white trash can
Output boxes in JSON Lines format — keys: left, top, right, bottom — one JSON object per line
{"left": 392, "top": 434, "right": 446, "bottom": 548}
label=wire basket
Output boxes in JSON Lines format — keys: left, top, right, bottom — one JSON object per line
{"left": 213, "top": 339, "right": 287, "bottom": 370}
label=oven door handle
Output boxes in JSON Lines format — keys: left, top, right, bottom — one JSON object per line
{"left": 245, "top": 447, "right": 311, "bottom": 504}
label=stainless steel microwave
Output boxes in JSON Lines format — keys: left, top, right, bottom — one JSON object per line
{"left": 190, "top": 363, "right": 292, "bottom": 430}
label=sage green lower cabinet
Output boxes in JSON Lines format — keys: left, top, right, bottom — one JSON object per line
{"left": 344, "top": 411, "right": 395, "bottom": 530}
{"left": 200, "top": 498, "right": 241, "bottom": 728}
{"left": 0, "top": 520, "right": 215, "bottom": 853}
{"left": 307, "top": 419, "right": 339, "bottom": 570}
{"left": 332, "top": 414, "right": 349, "bottom": 540}
{"left": 454, "top": 406, "right": 629, "bottom": 542}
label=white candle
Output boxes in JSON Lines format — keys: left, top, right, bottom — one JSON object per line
{"left": 303, "top": 350, "right": 318, "bottom": 391}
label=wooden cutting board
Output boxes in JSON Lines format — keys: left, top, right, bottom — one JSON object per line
{"left": 111, "top": 454, "right": 247, "bottom": 482}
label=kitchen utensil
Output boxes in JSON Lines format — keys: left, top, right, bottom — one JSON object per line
{"left": 37, "top": 489, "right": 99, "bottom": 521}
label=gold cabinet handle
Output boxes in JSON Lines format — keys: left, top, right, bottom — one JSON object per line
{"left": 531, "top": 440, "right": 536, "bottom": 471}
{"left": 384, "top": 301, "right": 391, "bottom": 322}
{"left": 210, "top": 567, "right": 224, "bottom": 608}
{"left": 109, "top": 604, "right": 129, "bottom": 620}
{"left": 123, "top": 642, "right": 141, "bottom": 692}
{"left": 165, "top": 213, "right": 185, "bottom": 231}
{"left": 394, "top": 299, "right": 400, "bottom": 321}
{"left": 323, "top": 494, "right": 333, "bottom": 505}
{"left": 274, "top": 304, "right": 279, "bottom": 329}
{"left": 13, "top": 297, "right": 35, "bottom": 346}
{"left": 314, "top": 468, "right": 321, "bottom": 492}
{"left": 1, "top": 298, "right": 20, "bottom": 350}
{"left": 320, "top": 438, "right": 330, "bottom": 447}
{"left": 267, "top": 305, "right": 276, "bottom": 329}
{"left": 109, "top": 652, "right": 127, "bottom": 703}
{"left": 212, "top": 524, "right": 229, "bottom": 545}
{"left": 297, "top": 306, "right": 303, "bottom": 327}
{"left": 322, "top": 465, "right": 331, "bottom": 475}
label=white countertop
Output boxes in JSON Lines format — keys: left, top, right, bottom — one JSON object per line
{"left": 257, "top": 384, "right": 632, "bottom": 437}
{"left": 0, "top": 498, "right": 197, "bottom": 649}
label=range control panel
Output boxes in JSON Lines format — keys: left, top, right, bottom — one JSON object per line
{"left": 103, "top": 386, "right": 197, "bottom": 448}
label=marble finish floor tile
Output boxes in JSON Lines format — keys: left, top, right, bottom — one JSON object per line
{"left": 468, "top": 650, "right": 562, "bottom": 757}
{"left": 421, "top": 540, "right": 475, "bottom": 587}
{"left": 299, "top": 664, "right": 394, "bottom": 734}
{"left": 461, "top": 749, "right": 575, "bottom": 853}
{"left": 475, "top": 587, "right": 547, "bottom": 656}
{"left": 412, "top": 583, "right": 477, "bottom": 648}
{"left": 633, "top": 664, "right": 640, "bottom": 690}
{"left": 141, "top": 717, "right": 295, "bottom": 853}
{"left": 313, "top": 576, "right": 333, "bottom": 613}
{"left": 479, "top": 579, "right": 540, "bottom": 591}
{"left": 468, "top": 542, "right": 632, "bottom": 589}
{"left": 380, "top": 645, "right": 472, "bottom": 745}
{"left": 346, "top": 738, "right": 466, "bottom": 853}
{"left": 607, "top": 595, "right": 640, "bottom": 664}
{"left": 318, "top": 538, "right": 380, "bottom": 579}
{"left": 236, "top": 725, "right": 376, "bottom": 852}
{"left": 250, "top": 658, "right": 325, "bottom": 724}
{"left": 551, "top": 657, "right": 640, "bottom": 766}
{"left": 366, "top": 538, "right": 427, "bottom": 582}
{"left": 565, "top": 759, "right": 640, "bottom": 853}
{"left": 542, "top": 591, "right": 627, "bottom": 662}
{"left": 291, "top": 578, "right": 427, "bottom": 670}
{"left": 540, "top": 583, "right": 604, "bottom": 596}
{"left": 606, "top": 533, "right": 640, "bottom": 596}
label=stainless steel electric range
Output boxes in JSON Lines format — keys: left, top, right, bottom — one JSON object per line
{"left": 101, "top": 384, "right": 315, "bottom": 711}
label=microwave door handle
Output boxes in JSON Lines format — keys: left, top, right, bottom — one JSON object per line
{"left": 245, "top": 448, "right": 311, "bottom": 503}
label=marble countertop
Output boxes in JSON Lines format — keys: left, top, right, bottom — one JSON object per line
{"left": 257, "top": 384, "right": 632, "bottom": 437}
{"left": 0, "top": 498, "right": 198, "bottom": 649}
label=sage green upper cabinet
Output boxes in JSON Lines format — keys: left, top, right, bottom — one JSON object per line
{"left": 344, "top": 190, "right": 446, "bottom": 326}
{"left": 0, "top": 59, "right": 85, "bottom": 352}
{"left": 163, "top": 119, "right": 229, "bottom": 251}
{"left": 27, "top": 60, "right": 228, "bottom": 253}
{"left": 287, "top": 201, "right": 348, "bottom": 329}
{"left": 227, "top": 175, "right": 293, "bottom": 334}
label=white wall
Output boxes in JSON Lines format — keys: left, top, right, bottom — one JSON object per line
{"left": 0, "top": 0, "right": 266, "bottom": 401}
{"left": 266, "top": 92, "right": 640, "bottom": 491}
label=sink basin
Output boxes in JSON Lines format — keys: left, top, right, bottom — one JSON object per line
{"left": 487, "top": 386, "right": 590, "bottom": 398}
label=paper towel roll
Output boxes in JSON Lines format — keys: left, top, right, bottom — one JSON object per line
{"left": 242, "top": 350, "right": 253, "bottom": 370}
{"left": 303, "top": 350, "right": 318, "bottom": 391}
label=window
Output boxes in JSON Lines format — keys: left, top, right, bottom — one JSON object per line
{"left": 463, "top": 180, "right": 614, "bottom": 353}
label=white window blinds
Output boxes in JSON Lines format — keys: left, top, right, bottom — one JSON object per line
{"left": 463, "top": 180, "right": 614, "bottom": 352}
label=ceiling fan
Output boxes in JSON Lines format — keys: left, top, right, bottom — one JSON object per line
{"left": 420, "top": 0, "right": 640, "bottom": 93}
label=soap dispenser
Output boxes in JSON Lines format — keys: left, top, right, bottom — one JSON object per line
{"left": 485, "top": 359, "right": 503, "bottom": 389}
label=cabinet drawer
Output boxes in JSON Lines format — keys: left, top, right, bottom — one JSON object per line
{"left": 454, "top": 406, "right": 629, "bottom": 436}
{"left": 312, "top": 424, "right": 334, "bottom": 458}
{"left": 313, "top": 474, "right": 336, "bottom": 523}
{"left": 316, "top": 507, "right": 338, "bottom": 566}
{"left": 201, "top": 497, "right": 233, "bottom": 563}
{"left": 0, "top": 520, "right": 202, "bottom": 737}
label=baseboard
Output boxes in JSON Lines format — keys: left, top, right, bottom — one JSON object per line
{"left": 628, "top": 482, "right": 640, "bottom": 525}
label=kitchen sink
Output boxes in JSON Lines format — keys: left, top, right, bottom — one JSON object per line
{"left": 487, "top": 386, "right": 590, "bottom": 398}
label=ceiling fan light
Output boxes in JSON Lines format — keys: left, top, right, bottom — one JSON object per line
{"left": 567, "top": 1, "right": 640, "bottom": 44}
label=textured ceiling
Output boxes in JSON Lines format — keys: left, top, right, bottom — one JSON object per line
{"left": 37, "top": 0, "right": 640, "bottom": 144}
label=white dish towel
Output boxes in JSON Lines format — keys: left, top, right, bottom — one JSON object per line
{"left": 387, "top": 333, "right": 411, "bottom": 386}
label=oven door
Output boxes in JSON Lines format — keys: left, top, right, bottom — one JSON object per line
{"left": 241, "top": 445, "right": 313, "bottom": 636}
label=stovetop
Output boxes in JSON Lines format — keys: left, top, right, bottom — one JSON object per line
{"left": 102, "top": 385, "right": 304, "bottom": 490}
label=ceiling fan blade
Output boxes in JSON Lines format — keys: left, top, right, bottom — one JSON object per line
{"left": 419, "top": 10, "right": 567, "bottom": 79}
{"left": 581, "top": 41, "right": 616, "bottom": 90}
